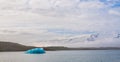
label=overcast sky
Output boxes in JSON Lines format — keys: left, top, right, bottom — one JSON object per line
{"left": 0, "top": 0, "right": 120, "bottom": 47}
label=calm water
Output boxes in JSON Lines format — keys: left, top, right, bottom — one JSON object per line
{"left": 0, "top": 50, "right": 120, "bottom": 62}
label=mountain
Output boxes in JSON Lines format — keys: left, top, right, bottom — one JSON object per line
{"left": 0, "top": 41, "right": 35, "bottom": 52}
{"left": 1, "top": 41, "right": 120, "bottom": 52}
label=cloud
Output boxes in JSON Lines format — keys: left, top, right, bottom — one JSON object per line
{"left": 109, "top": 9, "right": 120, "bottom": 16}
{"left": 78, "top": 1, "right": 104, "bottom": 9}
{"left": 0, "top": 0, "right": 120, "bottom": 47}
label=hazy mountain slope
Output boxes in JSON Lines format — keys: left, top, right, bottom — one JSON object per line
{"left": 0, "top": 41, "right": 35, "bottom": 51}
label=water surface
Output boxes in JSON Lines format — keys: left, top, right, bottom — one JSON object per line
{"left": 0, "top": 50, "right": 120, "bottom": 62}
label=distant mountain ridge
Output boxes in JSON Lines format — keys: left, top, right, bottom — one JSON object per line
{"left": 0, "top": 41, "right": 35, "bottom": 52}
{"left": 1, "top": 41, "right": 120, "bottom": 52}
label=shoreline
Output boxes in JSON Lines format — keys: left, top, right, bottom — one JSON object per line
{"left": 1, "top": 47, "right": 120, "bottom": 52}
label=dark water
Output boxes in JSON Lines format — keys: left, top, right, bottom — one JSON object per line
{"left": 0, "top": 50, "right": 120, "bottom": 62}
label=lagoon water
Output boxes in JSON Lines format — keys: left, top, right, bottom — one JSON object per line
{"left": 0, "top": 50, "right": 120, "bottom": 62}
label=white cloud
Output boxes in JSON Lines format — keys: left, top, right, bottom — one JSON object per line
{"left": 78, "top": 1, "right": 105, "bottom": 9}
{"left": 29, "top": 0, "right": 52, "bottom": 9}
{"left": 0, "top": 0, "right": 120, "bottom": 47}
{"left": 109, "top": 9, "right": 120, "bottom": 16}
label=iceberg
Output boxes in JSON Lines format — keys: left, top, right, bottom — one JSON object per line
{"left": 26, "top": 48, "right": 45, "bottom": 54}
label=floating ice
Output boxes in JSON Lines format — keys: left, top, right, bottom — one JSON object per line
{"left": 26, "top": 48, "right": 45, "bottom": 54}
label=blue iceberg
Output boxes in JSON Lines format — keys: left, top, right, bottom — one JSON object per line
{"left": 26, "top": 48, "right": 45, "bottom": 54}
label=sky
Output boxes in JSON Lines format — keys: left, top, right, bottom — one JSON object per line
{"left": 0, "top": 0, "right": 120, "bottom": 47}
